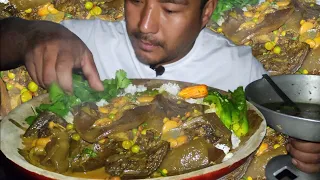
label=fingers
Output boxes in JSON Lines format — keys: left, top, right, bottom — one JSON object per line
{"left": 33, "top": 45, "right": 44, "bottom": 87}
{"left": 287, "top": 144, "right": 320, "bottom": 164}
{"left": 42, "top": 44, "right": 58, "bottom": 88}
{"left": 24, "top": 60, "right": 39, "bottom": 85}
{"left": 291, "top": 158, "right": 320, "bottom": 174}
{"left": 287, "top": 138, "right": 320, "bottom": 173}
{"left": 25, "top": 51, "right": 40, "bottom": 85}
{"left": 290, "top": 138, "right": 320, "bottom": 154}
{"left": 56, "top": 51, "right": 75, "bottom": 93}
{"left": 79, "top": 50, "right": 104, "bottom": 91}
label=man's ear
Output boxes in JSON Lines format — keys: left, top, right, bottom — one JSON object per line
{"left": 201, "top": 0, "right": 217, "bottom": 28}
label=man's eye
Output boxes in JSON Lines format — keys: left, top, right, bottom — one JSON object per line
{"left": 130, "top": 0, "right": 142, "bottom": 4}
{"left": 164, "top": 9, "right": 177, "bottom": 14}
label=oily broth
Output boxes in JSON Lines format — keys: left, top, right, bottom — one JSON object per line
{"left": 262, "top": 102, "right": 320, "bottom": 120}
{"left": 64, "top": 167, "right": 110, "bottom": 179}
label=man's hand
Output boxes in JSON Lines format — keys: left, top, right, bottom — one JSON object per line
{"left": 287, "top": 138, "right": 320, "bottom": 173}
{"left": 24, "top": 21, "right": 104, "bottom": 93}
{"left": 1, "top": 17, "right": 103, "bottom": 93}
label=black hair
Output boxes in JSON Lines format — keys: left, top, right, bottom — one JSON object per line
{"left": 201, "top": 0, "right": 208, "bottom": 9}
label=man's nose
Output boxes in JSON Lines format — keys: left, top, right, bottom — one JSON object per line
{"left": 138, "top": 6, "right": 159, "bottom": 34}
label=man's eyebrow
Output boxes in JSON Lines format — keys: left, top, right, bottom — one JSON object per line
{"left": 159, "top": 0, "right": 189, "bottom": 5}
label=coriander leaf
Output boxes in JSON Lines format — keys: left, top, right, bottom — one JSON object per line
{"left": 25, "top": 116, "right": 37, "bottom": 125}
{"left": 72, "top": 74, "right": 97, "bottom": 102}
{"left": 211, "top": 0, "right": 259, "bottom": 22}
{"left": 82, "top": 148, "right": 97, "bottom": 158}
{"left": 49, "top": 82, "right": 65, "bottom": 103}
{"left": 116, "top": 70, "right": 131, "bottom": 89}
{"left": 65, "top": 95, "right": 81, "bottom": 108}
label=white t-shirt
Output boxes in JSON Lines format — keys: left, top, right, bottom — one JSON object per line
{"left": 61, "top": 19, "right": 266, "bottom": 91}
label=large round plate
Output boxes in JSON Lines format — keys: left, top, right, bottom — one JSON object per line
{"left": 1, "top": 79, "right": 267, "bottom": 180}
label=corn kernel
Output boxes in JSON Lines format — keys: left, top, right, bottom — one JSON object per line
{"left": 141, "top": 129, "right": 147, "bottom": 135}
{"left": 48, "top": 121, "right": 55, "bottom": 129}
{"left": 302, "top": 69, "right": 309, "bottom": 75}
{"left": 244, "top": 11, "right": 254, "bottom": 18}
{"left": 217, "top": 27, "right": 223, "bottom": 33}
{"left": 247, "top": 176, "right": 253, "bottom": 180}
{"left": 274, "top": 144, "right": 281, "bottom": 149}
{"left": 8, "top": 72, "right": 15, "bottom": 79}
{"left": 25, "top": 8, "right": 32, "bottom": 13}
{"left": 98, "top": 107, "right": 109, "bottom": 113}
{"left": 92, "top": 6, "right": 102, "bottom": 16}
{"left": 163, "top": 117, "right": 170, "bottom": 123}
{"left": 256, "top": 143, "right": 268, "bottom": 156}
{"left": 21, "top": 90, "right": 33, "bottom": 103}
{"left": 35, "top": 137, "right": 51, "bottom": 147}
{"left": 161, "top": 169, "right": 168, "bottom": 175}
{"left": 300, "top": 20, "right": 306, "bottom": 25}
{"left": 305, "top": 39, "right": 316, "bottom": 49}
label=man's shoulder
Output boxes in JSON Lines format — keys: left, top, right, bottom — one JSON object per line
{"left": 197, "top": 29, "right": 255, "bottom": 63}
{"left": 200, "top": 28, "right": 236, "bottom": 47}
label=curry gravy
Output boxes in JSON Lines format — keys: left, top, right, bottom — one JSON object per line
{"left": 64, "top": 168, "right": 110, "bottom": 179}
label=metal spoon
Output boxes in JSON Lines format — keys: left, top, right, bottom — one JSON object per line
{"left": 262, "top": 74, "right": 300, "bottom": 114}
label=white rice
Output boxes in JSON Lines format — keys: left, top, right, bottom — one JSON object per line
{"left": 64, "top": 112, "right": 74, "bottom": 124}
{"left": 156, "top": 83, "right": 181, "bottom": 96}
{"left": 231, "top": 131, "right": 241, "bottom": 149}
{"left": 124, "top": 84, "right": 147, "bottom": 95}
{"left": 215, "top": 144, "right": 230, "bottom": 155}
{"left": 316, "top": 0, "right": 320, "bottom": 5}
{"left": 96, "top": 99, "right": 109, "bottom": 107}
{"left": 185, "top": 98, "right": 204, "bottom": 104}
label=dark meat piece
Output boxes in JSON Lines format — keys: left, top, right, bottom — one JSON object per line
{"left": 159, "top": 137, "right": 225, "bottom": 176}
{"left": 41, "top": 130, "right": 70, "bottom": 173}
{"left": 252, "top": 38, "right": 309, "bottom": 75}
{"left": 24, "top": 111, "right": 67, "bottom": 138}
{"left": 293, "top": 0, "right": 320, "bottom": 19}
{"left": 183, "top": 115, "right": 231, "bottom": 145}
{"left": 70, "top": 139, "right": 120, "bottom": 172}
{"left": 73, "top": 103, "right": 153, "bottom": 143}
{"left": 222, "top": 7, "right": 294, "bottom": 45}
{"left": 155, "top": 94, "right": 203, "bottom": 118}
{"left": 105, "top": 141, "right": 169, "bottom": 178}
{"left": 9, "top": 0, "right": 51, "bottom": 11}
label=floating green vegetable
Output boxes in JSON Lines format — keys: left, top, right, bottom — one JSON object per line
{"left": 204, "top": 86, "right": 249, "bottom": 137}
{"left": 25, "top": 69, "right": 132, "bottom": 125}
{"left": 211, "top": 0, "right": 260, "bottom": 22}
{"left": 82, "top": 148, "right": 97, "bottom": 158}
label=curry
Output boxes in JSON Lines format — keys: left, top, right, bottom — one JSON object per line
{"left": 17, "top": 71, "right": 262, "bottom": 179}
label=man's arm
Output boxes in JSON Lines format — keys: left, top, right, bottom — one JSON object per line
{"left": 0, "top": 17, "right": 29, "bottom": 70}
{"left": 0, "top": 17, "right": 103, "bottom": 92}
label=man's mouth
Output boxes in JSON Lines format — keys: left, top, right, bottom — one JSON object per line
{"left": 137, "top": 39, "right": 158, "bottom": 52}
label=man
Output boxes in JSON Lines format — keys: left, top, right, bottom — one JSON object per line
{"left": 1, "top": 0, "right": 319, "bottom": 174}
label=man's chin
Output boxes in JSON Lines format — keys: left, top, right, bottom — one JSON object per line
{"left": 134, "top": 50, "right": 163, "bottom": 65}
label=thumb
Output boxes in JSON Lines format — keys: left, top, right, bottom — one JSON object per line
{"left": 80, "top": 50, "right": 104, "bottom": 91}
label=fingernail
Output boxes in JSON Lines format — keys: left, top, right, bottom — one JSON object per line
{"left": 292, "top": 159, "right": 298, "bottom": 166}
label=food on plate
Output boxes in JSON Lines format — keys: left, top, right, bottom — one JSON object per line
{"left": 244, "top": 127, "right": 288, "bottom": 180}
{"left": 0, "top": 67, "right": 46, "bottom": 116}
{"left": 1, "top": 0, "right": 319, "bottom": 116}
{"left": 208, "top": 0, "right": 320, "bottom": 75}
{"left": 17, "top": 70, "right": 263, "bottom": 179}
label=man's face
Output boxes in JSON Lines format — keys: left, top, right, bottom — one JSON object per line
{"left": 125, "top": 0, "right": 209, "bottom": 65}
